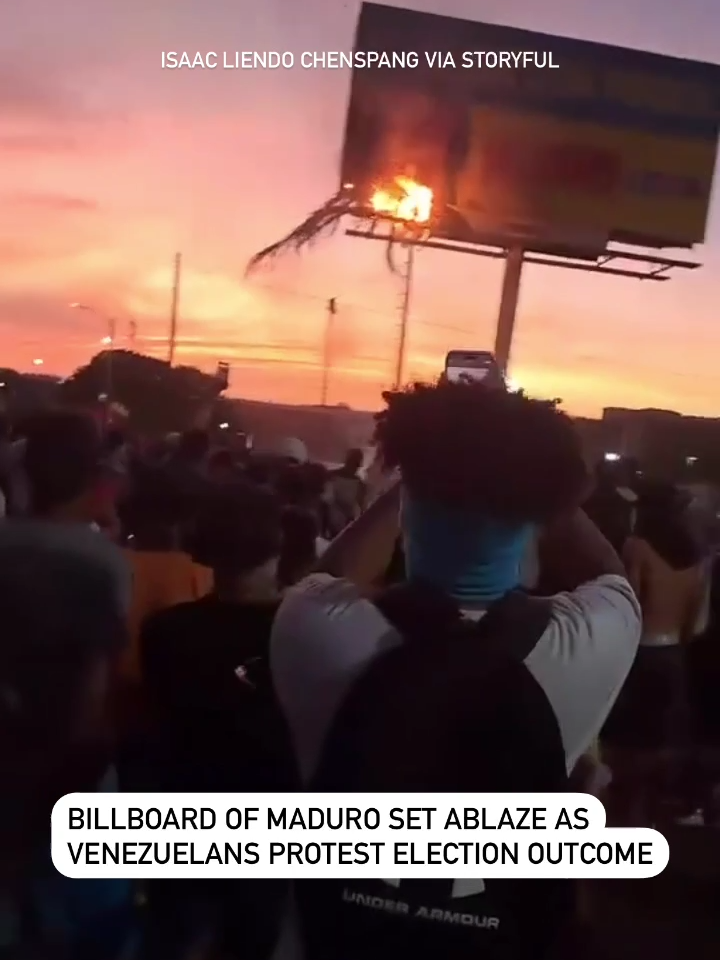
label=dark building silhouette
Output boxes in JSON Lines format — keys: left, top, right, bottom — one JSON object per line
{"left": 573, "top": 407, "right": 720, "bottom": 483}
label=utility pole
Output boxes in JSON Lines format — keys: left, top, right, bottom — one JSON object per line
{"left": 320, "top": 297, "right": 336, "bottom": 406}
{"left": 394, "top": 243, "right": 414, "bottom": 389}
{"left": 105, "top": 316, "right": 116, "bottom": 417}
{"left": 168, "top": 251, "right": 181, "bottom": 365}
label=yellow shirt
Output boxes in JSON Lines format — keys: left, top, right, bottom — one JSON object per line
{"left": 122, "top": 549, "right": 212, "bottom": 682}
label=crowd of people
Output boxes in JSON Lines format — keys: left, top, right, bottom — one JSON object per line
{"left": 1, "top": 379, "right": 719, "bottom": 960}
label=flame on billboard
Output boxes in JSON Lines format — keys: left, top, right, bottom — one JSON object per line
{"left": 370, "top": 175, "right": 433, "bottom": 224}
{"left": 245, "top": 175, "right": 434, "bottom": 275}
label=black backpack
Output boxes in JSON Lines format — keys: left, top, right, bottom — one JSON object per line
{"left": 295, "top": 582, "right": 574, "bottom": 960}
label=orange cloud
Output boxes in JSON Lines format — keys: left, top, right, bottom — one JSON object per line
{"left": 2, "top": 193, "right": 99, "bottom": 212}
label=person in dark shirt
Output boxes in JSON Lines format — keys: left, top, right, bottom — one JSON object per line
{"left": 138, "top": 482, "right": 292, "bottom": 960}
{"left": 140, "top": 481, "right": 284, "bottom": 727}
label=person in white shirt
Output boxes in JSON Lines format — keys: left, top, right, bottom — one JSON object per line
{"left": 270, "top": 380, "right": 641, "bottom": 959}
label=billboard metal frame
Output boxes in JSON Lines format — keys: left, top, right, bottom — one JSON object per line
{"left": 346, "top": 226, "right": 699, "bottom": 374}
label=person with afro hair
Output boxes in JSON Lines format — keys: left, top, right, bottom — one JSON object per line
{"left": 270, "top": 377, "right": 641, "bottom": 796}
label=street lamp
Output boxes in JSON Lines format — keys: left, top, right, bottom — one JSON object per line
{"left": 69, "top": 302, "right": 116, "bottom": 343}
{"left": 69, "top": 302, "right": 116, "bottom": 421}
{"left": 32, "top": 358, "right": 44, "bottom": 366}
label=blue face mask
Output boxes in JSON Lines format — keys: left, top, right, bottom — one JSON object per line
{"left": 401, "top": 494, "right": 533, "bottom": 606}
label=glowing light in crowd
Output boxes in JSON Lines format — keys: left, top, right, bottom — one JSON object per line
{"left": 32, "top": 358, "right": 43, "bottom": 366}
{"left": 370, "top": 176, "right": 433, "bottom": 223}
{"left": 506, "top": 377, "right": 521, "bottom": 393}
{"left": 604, "top": 451, "right": 621, "bottom": 462}
{"left": 101, "top": 336, "right": 113, "bottom": 346}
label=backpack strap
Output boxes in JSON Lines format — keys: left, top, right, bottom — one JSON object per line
{"left": 469, "top": 589, "right": 554, "bottom": 662}
{"left": 373, "top": 579, "right": 462, "bottom": 642}
{"left": 375, "top": 579, "right": 553, "bottom": 664}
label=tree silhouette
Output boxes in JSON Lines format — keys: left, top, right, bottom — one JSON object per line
{"left": 0, "top": 368, "right": 60, "bottom": 416}
{"left": 60, "top": 350, "right": 227, "bottom": 435}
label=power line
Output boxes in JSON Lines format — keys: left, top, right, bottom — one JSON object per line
{"left": 416, "top": 320, "right": 476, "bottom": 336}
{"left": 142, "top": 336, "right": 316, "bottom": 352}
{"left": 247, "top": 280, "right": 395, "bottom": 321}
{"left": 143, "top": 348, "right": 389, "bottom": 369}
{"left": 247, "top": 279, "right": 476, "bottom": 338}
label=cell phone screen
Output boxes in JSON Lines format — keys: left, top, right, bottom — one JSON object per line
{"left": 445, "top": 351, "right": 496, "bottom": 385}
{"left": 446, "top": 365, "right": 490, "bottom": 384}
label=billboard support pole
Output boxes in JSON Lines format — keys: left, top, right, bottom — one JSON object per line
{"left": 493, "top": 245, "right": 524, "bottom": 376}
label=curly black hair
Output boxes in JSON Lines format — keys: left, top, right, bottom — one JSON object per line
{"left": 374, "top": 380, "right": 588, "bottom": 524}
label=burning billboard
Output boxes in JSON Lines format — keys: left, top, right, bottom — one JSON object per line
{"left": 341, "top": 3, "right": 720, "bottom": 252}
{"left": 247, "top": 3, "right": 720, "bottom": 271}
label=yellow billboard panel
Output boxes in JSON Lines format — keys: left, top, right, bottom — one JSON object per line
{"left": 454, "top": 110, "right": 717, "bottom": 247}
{"left": 611, "top": 130, "right": 716, "bottom": 246}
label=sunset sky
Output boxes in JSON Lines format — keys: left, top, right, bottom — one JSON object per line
{"left": 2, "top": 0, "right": 720, "bottom": 417}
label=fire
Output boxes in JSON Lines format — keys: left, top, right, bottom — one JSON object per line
{"left": 370, "top": 175, "right": 433, "bottom": 224}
